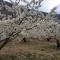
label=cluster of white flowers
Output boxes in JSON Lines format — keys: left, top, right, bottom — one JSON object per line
{"left": 0, "top": 4, "right": 60, "bottom": 42}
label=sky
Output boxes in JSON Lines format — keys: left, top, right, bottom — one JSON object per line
{"left": 4, "top": 0, "right": 60, "bottom": 13}
{"left": 39, "top": 0, "right": 60, "bottom": 12}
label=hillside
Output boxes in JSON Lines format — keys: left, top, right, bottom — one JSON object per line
{"left": 0, "top": 0, "right": 16, "bottom": 20}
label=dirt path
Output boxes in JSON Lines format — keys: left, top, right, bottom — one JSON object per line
{"left": 0, "top": 40, "right": 58, "bottom": 55}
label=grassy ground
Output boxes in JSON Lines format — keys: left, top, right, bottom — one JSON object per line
{"left": 0, "top": 39, "right": 60, "bottom": 60}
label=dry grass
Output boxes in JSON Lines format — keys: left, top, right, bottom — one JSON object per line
{"left": 0, "top": 39, "right": 60, "bottom": 60}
